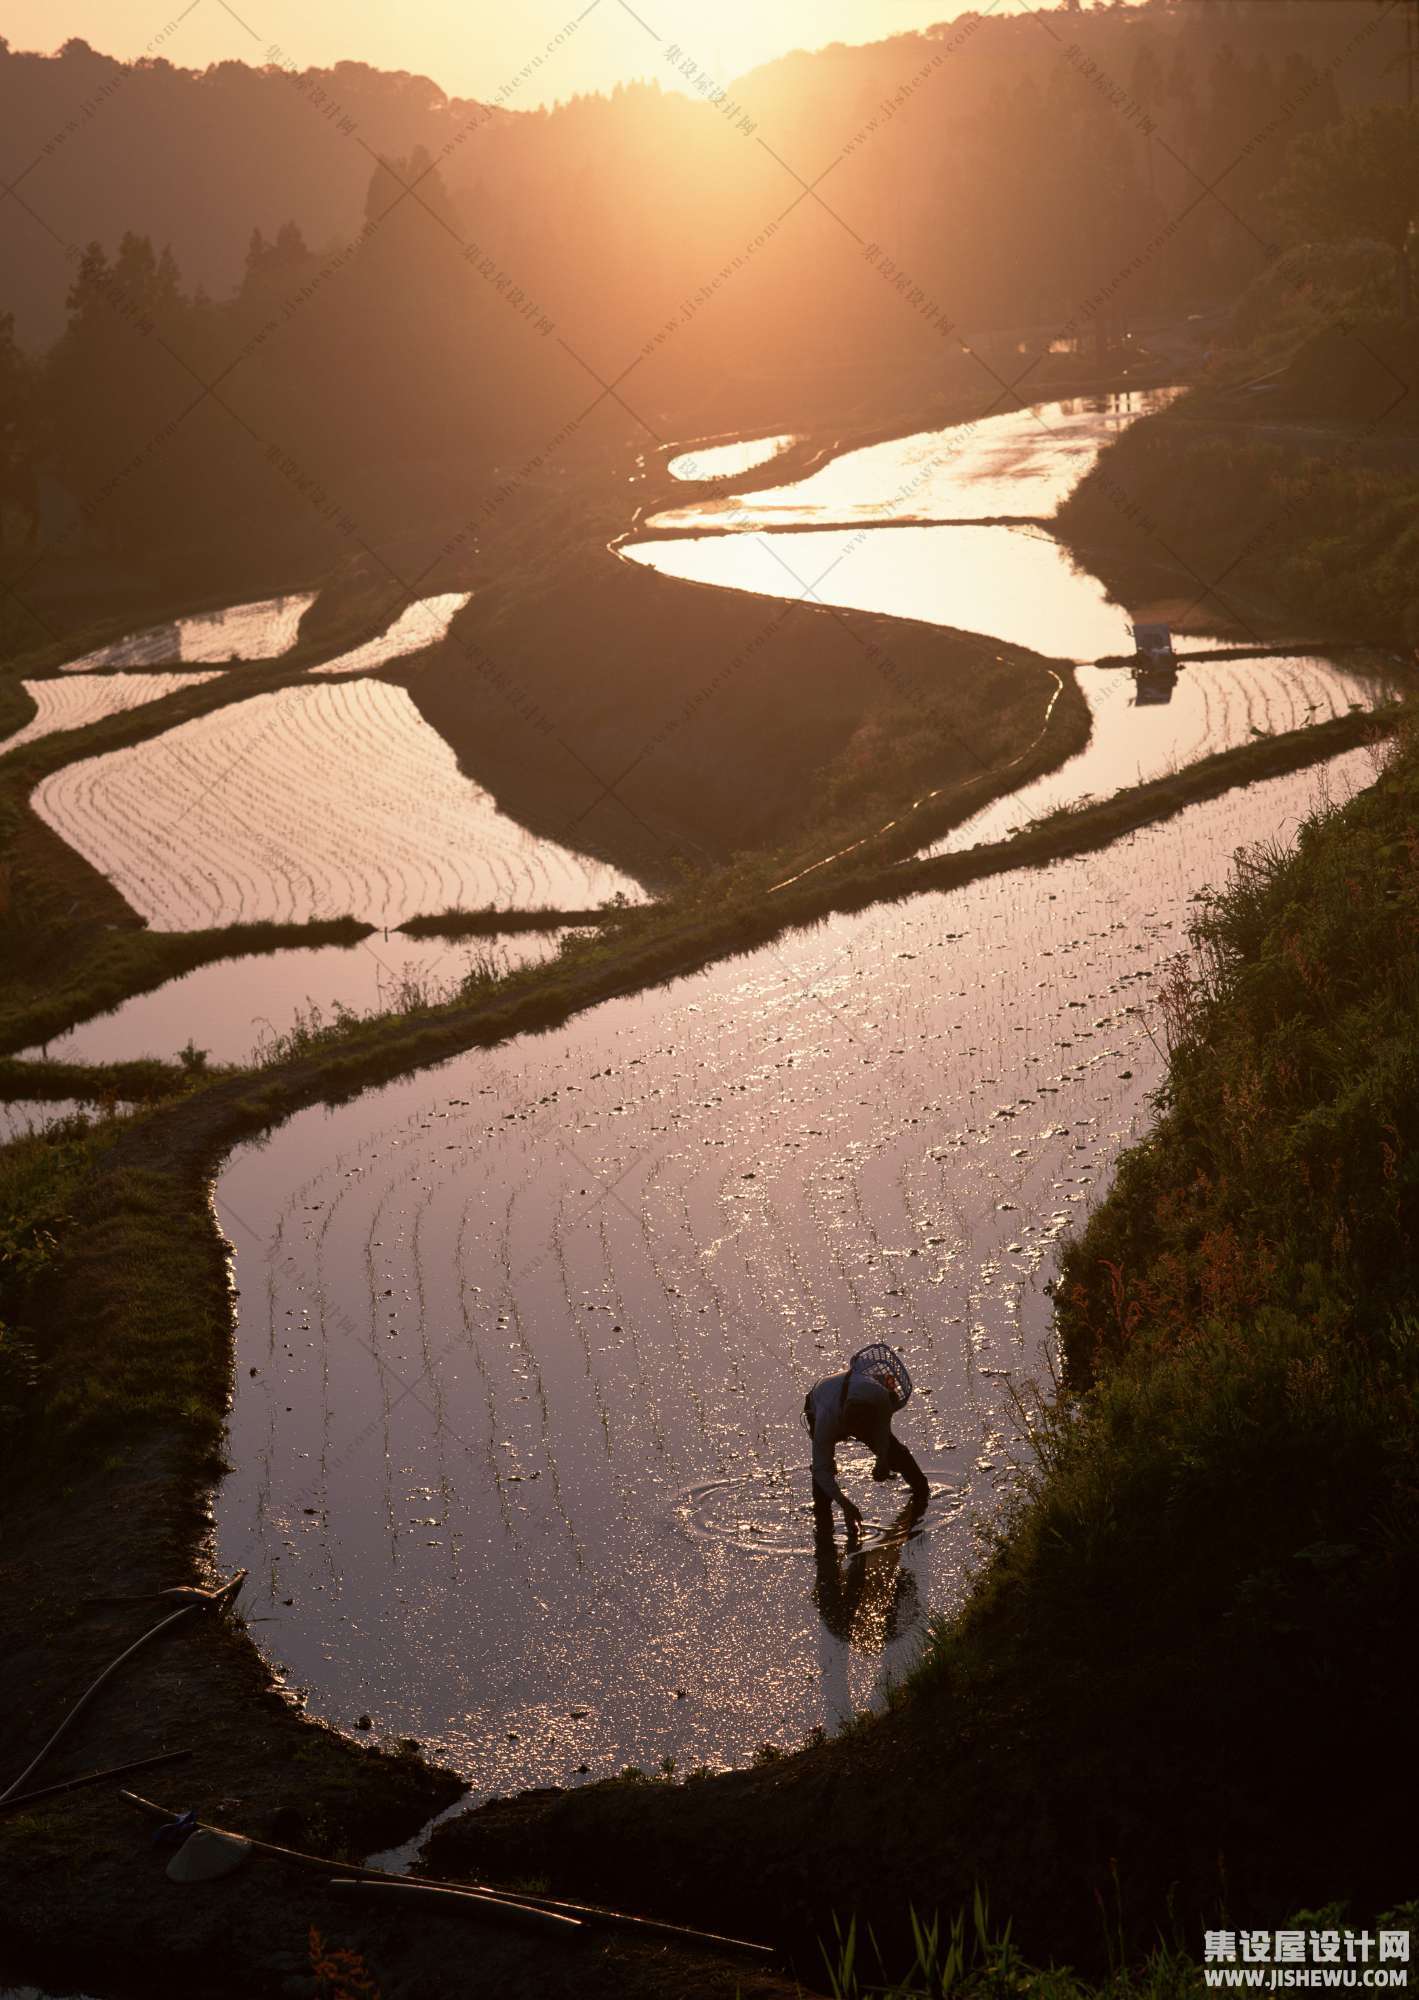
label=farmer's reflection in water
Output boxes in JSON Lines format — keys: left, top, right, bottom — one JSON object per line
{"left": 814, "top": 1500, "right": 924, "bottom": 1648}
{"left": 813, "top": 1500, "right": 925, "bottom": 1724}
{"left": 804, "top": 1343, "right": 931, "bottom": 1723}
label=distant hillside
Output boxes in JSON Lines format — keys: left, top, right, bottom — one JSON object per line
{"left": 0, "top": 0, "right": 1412, "bottom": 630}
{"left": 0, "top": 42, "right": 508, "bottom": 346}
{"left": 2, "top": 2, "right": 1398, "bottom": 351}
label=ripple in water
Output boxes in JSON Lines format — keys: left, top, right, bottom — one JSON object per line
{"left": 0, "top": 672, "right": 222, "bottom": 757}
{"left": 679, "top": 1465, "right": 964, "bottom": 1557}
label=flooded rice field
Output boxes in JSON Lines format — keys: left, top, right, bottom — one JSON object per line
{"left": 646, "top": 390, "right": 1176, "bottom": 531}
{"left": 30, "top": 678, "right": 643, "bottom": 930}
{"left": 214, "top": 746, "right": 1376, "bottom": 1794}
{"left": 626, "top": 389, "right": 1383, "bottom": 783}
{"left": 625, "top": 521, "right": 1144, "bottom": 662}
{"left": 665, "top": 435, "right": 799, "bottom": 483}
{"left": 61, "top": 593, "right": 315, "bottom": 670}
{"left": 0, "top": 672, "right": 222, "bottom": 757}
{"left": 24, "top": 931, "right": 581, "bottom": 1069}
{"left": 307, "top": 593, "right": 472, "bottom": 676}
{"left": 924, "top": 653, "right": 1394, "bottom": 854}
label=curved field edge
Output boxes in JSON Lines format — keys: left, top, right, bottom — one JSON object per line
{"left": 0, "top": 699, "right": 1394, "bottom": 1108}
{"left": 0, "top": 584, "right": 1076, "bottom": 1056}
{"left": 0, "top": 698, "right": 1406, "bottom": 1999}
{"left": 1053, "top": 380, "right": 1419, "bottom": 649}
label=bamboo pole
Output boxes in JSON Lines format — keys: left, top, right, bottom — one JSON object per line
{"left": 121, "top": 1793, "right": 576, "bottom": 1936}
{"left": 0, "top": 1748, "right": 192, "bottom": 1818}
{"left": 121, "top": 1791, "right": 773, "bottom": 1956}
{"left": 328, "top": 1878, "right": 582, "bottom": 1937}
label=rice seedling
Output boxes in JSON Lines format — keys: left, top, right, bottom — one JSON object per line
{"left": 0, "top": 672, "right": 225, "bottom": 758}
{"left": 212, "top": 751, "right": 1374, "bottom": 1794}
{"left": 30, "top": 679, "right": 643, "bottom": 930}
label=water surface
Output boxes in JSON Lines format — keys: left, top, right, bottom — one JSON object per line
{"left": 308, "top": 594, "right": 473, "bottom": 676}
{"left": 648, "top": 391, "right": 1176, "bottom": 531}
{"left": 0, "top": 1100, "right": 90, "bottom": 1141}
{"left": 625, "top": 523, "right": 1137, "bottom": 663}
{"left": 61, "top": 594, "right": 315, "bottom": 670}
{"left": 32, "top": 679, "right": 643, "bottom": 930}
{"left": 665, "top": 436, "right": 798, "bottom": 483}
{"left": 215, "top": 749, "right": 1375, "bottom": 1793}
{"left": 24, "top": 931, "right": 581, "bottom": 1069}
{"left": 0, "top": 672, "right": 221, "bottom": 757}
{"left": 924, "top": 653, "right": 1392, "bottom": 854}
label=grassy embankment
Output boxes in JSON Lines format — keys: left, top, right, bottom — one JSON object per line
{"left": 0, "top": 692, "right": 1396, "bottom": 1111}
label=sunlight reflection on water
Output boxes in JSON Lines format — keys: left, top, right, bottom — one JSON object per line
{"left": 215, "top": 748, "right": 1377, "bottom": 1794}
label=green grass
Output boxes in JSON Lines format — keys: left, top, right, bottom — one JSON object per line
{"left": 819, "top": 1889, "right": 1419, "bottom": 2000}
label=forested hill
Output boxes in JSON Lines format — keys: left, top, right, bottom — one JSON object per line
{"left": 2, "top": 4, "right": 1378, "bottom": 346}
{"left": 0, "top": 0, "right": 1407, "bottom": 594}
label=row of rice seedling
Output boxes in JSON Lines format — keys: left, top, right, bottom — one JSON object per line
{"left": 927, "top": 652, "right": 1390, "bottom": 857}
{"left": 0, "top": 671, "right": 222, "bottom": 757}
{"left": 213, "top": 750, "right": 1378, "bottom": 1791}
{"left": 31, "top": 679, "right": 642, "bottom": 929}
{"left": 307, "top": 593, "right": 472, "bottom": 675}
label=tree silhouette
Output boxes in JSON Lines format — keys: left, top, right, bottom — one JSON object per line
{"left": 1273, "top": 106, "right": 1419, "bottom": 315}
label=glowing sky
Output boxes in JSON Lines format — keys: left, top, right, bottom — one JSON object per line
{"left": 6, "top": 0, "right": 1072, "bottom": 107}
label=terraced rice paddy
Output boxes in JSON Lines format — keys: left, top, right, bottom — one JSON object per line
{"left": 61, "top": 593, "right": 315, "bottom": 670}
{"left": 24, "top": 931, "right": 582, "bottom": 1068}
{"left": 624, "top": 521, "right": 1140, "bottom": 661}
{"left": 923, "top": 652, "right": 1393, "bottom": 854}
{"left": 647, "top": 391, "right": 1176, "bottom": 530}
{"left": 0, "top": 673, "right": 222, "bottom": 757}
{"left": 214, "top": 747, "right": 1377, "bottom": 1795}
{"left": 307, "top": 593, "right": 473, "bottom": 676}
{"left": 30, "top": 679, "right": 643, "bottom": 930}
{"left": 627, "top": 389, "right": 1383, "bottom": 791}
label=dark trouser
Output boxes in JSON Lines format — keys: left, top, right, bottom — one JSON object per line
{"left": 812, "top": 1433, "right": 929, "bottom": 1533}
{"left": 883, "top": 1433, "right": 931, "bottom": 1504}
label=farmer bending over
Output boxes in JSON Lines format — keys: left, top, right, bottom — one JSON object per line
{"left": 803, "top": 1342, "right": 929, "bottom": 1538}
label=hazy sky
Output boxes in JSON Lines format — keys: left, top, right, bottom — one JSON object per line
{"left": 4, "top": 1, "right": 1044, "bottom": 107}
